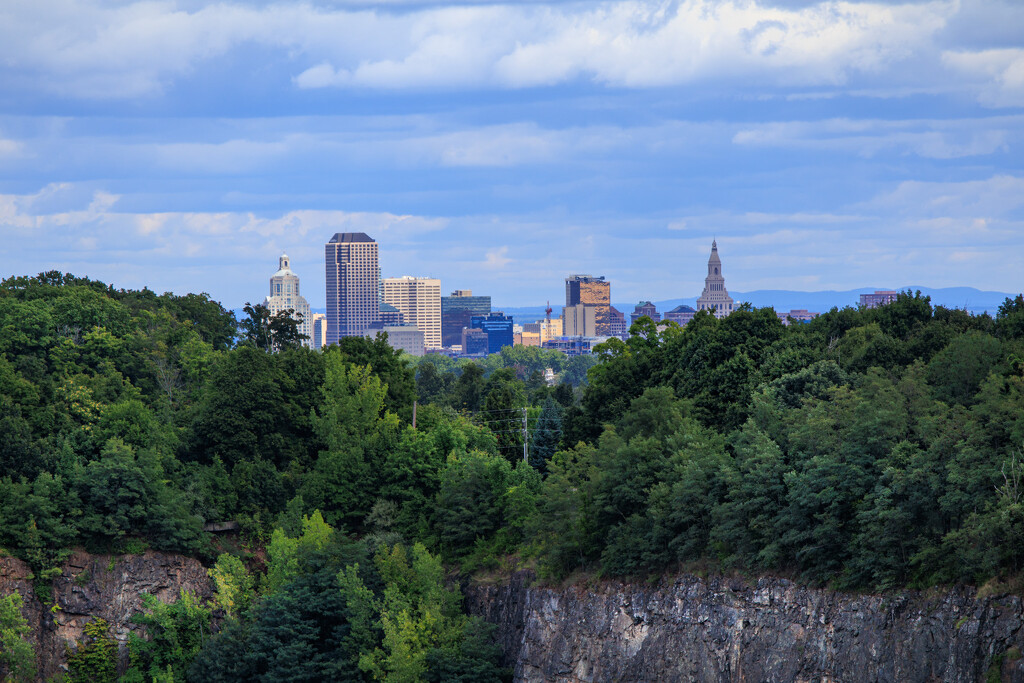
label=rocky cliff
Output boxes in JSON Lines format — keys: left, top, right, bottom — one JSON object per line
{"left": 0, "top": 550, "right": 212, "bottom": 681}
{"left": 465, "top": 572, "right": 1024, "bottom": 683}
{"left": 6, "top": 551, "right": 1024, "bottom": 682}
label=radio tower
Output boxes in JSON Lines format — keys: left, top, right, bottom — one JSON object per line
{"left": 545, "top": 300, "right": 552, "bottom": 326}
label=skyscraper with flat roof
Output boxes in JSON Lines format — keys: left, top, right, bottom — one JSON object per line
{"left": 325, "top": 233, "right": 380, "bottom": 345}
{"left": 471, "top": 312, "right": 514, "bottom": 354}
{"left": 383, "top": 276, "right": 442, "bottom": 349}
{"left": 311, "top": 313, "right": 327, "bottom": 349}
{"left": 441, "top": 290, "right": 491, "bottom": 347}
{"left": 859, "top": 290, "right": 898, "bottom": 308}
{"left": 264, "top": 254, "right": 312, "bottom": 347}
{"left": 565, "top": 274, "right": 613, "bottom": 336}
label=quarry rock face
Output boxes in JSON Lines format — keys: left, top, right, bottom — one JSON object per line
{"left": 5, "top": 551, "right": 1024, "bottom": 682}
{"left": 464, "top": 571, "right": 1024, "bottom": 683}
{"left": 0, "top": 550, "right": 212, "bottom": 680}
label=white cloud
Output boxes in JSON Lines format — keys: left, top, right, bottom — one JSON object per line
{"left": 943, "top": 48, "right": 1024, "bottom": 107}
{"left": 863, "top": 174, "right": 1024, "bottom": 218}
{"left": 0, "top": 0, "right": 972, "bottom": 98}
{"left": 732, "top": 116, "right": 1020, "bottom": 158}
{"left": 484, "top": 246, "right": 512, "bottom": 268}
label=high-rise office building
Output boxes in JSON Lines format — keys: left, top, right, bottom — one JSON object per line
{"left": 325, "top": 233, "right": 380, "bottom": 345}
{"left": 264, "top": 254, "right": 313, "bottom": 347}
{"left": 382, "top": 276, "right": 442, "bottom": 349}
{"left": 695, "top": 240, "right": 735, "bottom": 319}
{"left": 471, "top": 312, "right": 514, "bottom": 354}
{"left": 565, "top": 274, "right": 613, "bottom": 336}
{"left": 312, "top": 313, "right": 327, "bottom": 349}
{"left": 441, "top": 290, "right": 491, "bottom": 348}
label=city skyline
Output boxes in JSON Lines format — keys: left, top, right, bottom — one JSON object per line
{"left": 0, "top": 0, "right": 1022, "bottom": 307}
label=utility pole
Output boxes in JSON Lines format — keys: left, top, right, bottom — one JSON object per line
{"left": 412, "top": 400, "right": 417, "bottom": 429}
{"left": 522, "top": 406, "right": 529, "bottom": 463}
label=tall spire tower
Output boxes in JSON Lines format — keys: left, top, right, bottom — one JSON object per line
{"left": 695, "top": 240, "right": 735, "bottom": 319}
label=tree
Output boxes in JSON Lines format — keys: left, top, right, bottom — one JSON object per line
{"left": 0, "top": 593, "right": 35, "bottom": 683}
{"left": 67, "top": 618, "right": 117, "bottom": 683}
{"left": 926, "top": 331, "right": 1002, "bottom": 405}
{"left": 239, "top": 302, "right": 307, "bottom": 352}
{"left": 208, "top": 554, "right": 255, "bottom": 620}
{"left": 527, "top": 442, "right": 600, "bottom": 578}
{"left": 354, "top": 543, "right": 500, "bottom": 683}
{"left": 995, "top": 294, "right": 1024, "bottom": 340}
{"left": 185, "top": 345, "right": 322, "bottom": 471}
{"left": 529, "top": 396, "right": 562, "bottom": 474}
{"left": 331, "top": 336, "right": 416, "bottom": 423}
{"left": 481, "top": 368, "right": 527, "bottom": 465}
{"left": 302, "top": 357, "right": 399, "bottom": 526}
{"left": 123, "top": 591, "right": 211, "bottom": 683}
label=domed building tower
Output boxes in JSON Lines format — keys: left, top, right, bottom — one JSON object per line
{"left": 265, "top": 254, "right": 313, "bottom": 347}
{"left": 695, "top": 240, "right": 735, "bottom": 319}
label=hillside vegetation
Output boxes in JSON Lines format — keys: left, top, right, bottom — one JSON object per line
{"left": 0, "top": 270, "right": 1023, "bottom": 681}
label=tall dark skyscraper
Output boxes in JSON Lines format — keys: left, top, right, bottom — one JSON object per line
{"left": 441, "top": 289, "right": 491, "bottom": 348}
{"left": 325, "top": 232, "right": 380, "bottom": 345}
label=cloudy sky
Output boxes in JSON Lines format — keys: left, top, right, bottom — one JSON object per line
{"left": 1, "top": 0, "right": 1022, "bottom": 308}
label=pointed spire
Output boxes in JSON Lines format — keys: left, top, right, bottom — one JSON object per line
{"left": 708, "top": 240, "right": 721, "bottom": 265}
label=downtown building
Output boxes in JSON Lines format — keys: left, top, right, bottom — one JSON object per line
{"left": 563, "top": 274, "right": 627, "bottom": 337}
{"left": 564, "top": 274, "right": 612, "bottom": 336}
{"left": 860, "top": 290, "right": 899, "bottom": 308}
{"left": 325, "top": 233, "right": 380, "bottom": 345}
{"left": 264, "top": 254, "right": 313, "bottom": 347}
{"left": 311, "top": 313, "right": 327, "bottom": 349}
{"left": 442, "top": 290, "right": 491, "bottom": 348}
{"left": 695, "top": 240, "right": 735, "bottom": 319}
{"left": 630, "top": 301, "right": 661, "bottom": 324}
{"left": 382, "top": 276, "right": 442, "bottom": 350}
{"left": 470, "top": 312, "right": 514, "bottom": 355}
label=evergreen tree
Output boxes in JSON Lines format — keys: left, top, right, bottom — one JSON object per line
{"left": 529, "top": 396, "right": 562, "bottom": 474}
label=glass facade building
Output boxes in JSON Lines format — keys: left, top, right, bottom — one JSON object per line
{"left": 325, "top": 233, "right": 380, "bottom": 345}
{"left": 470, "top": 312, "right": 514, "bottom": 355}
{"left": 565, "top": 274, "right": 613, "bottom": 336}
{"left": 441, "top": 290, "right": 491, "bottom": 348}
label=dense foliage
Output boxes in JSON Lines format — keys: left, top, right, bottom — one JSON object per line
{"left": 1, "top": 271, "right": 1023, "bottom": 680}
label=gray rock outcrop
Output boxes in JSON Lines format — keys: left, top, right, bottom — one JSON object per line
{"left": 0, "top": 550, "right": 212, "bottom": 681}
{"left": 465, "top": 572, "right": 1024, "bottom": 683}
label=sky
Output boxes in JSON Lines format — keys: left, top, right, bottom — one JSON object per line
{"left": 0, "top": 0, "right": 1022, "bottom": 309}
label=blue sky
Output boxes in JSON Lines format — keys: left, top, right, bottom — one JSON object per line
{"left": 1, "top": 0, "right": 1022, "bottom": 308}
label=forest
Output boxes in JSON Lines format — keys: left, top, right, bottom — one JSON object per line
{"left": 1, "top": 270, "right": 1023, "bottom": 682}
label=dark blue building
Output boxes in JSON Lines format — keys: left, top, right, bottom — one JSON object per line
{"left": 471, "top": 312, "right": 514, "bottom": 355}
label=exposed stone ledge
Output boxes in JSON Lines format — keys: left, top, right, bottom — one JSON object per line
{"left": 465, "top": 571, "right": 1024, "bottom": 683}
{"left": 0, "top": 550, "right": 212, "bottom": 681}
